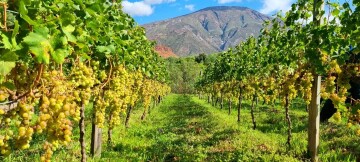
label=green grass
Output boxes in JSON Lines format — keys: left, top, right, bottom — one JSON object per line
{"left": 2, "top": 94, "right": 359, "bottom": 161}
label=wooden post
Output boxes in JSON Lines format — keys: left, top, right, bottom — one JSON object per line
{"left": 108, "top": 114, "right": 113, "bottom": 146}
{"left": 228, "top": 99, "right": 232, "bottom": 115}
{"left": 215, "top": 97, "right": 219, "bottom": 106}
{"left": 285, "top": 94, "right": 292, "bottom": 147}
{"left": 125, "top": 105, "right": 133, "bottom": 128}
{"left": 79, "top": 104, "right": 86, "bottom": 162}
{"left": 153, "top": 96, "right": 157, "bottom": 107}
{"left": 141, "top": 106, "right": 147, "bottom": 120}
{"left": 220, "top": 94, "right": 223, "bottom": 109}
{"left": 250, "top": 95, "right": 257, "bottom": 130}
{"left": 212, "top": 95, "right": 215, "bottom": 106}
{"left": 308, "top": 1, "right": 323, "bottom": 161}
{"left": 90, "top": 124, "right": 102, "bottom": 157}
{"left": 91, "top": 98, "right": 102, "bottom": 158}
{"left": 308, "top": 76, "right": 321, "bottom": 162}
{"left": 148, "top": 99, "right": 153, "bottom": 115}
{"left": 237, "top": 88, "right": 242, "bottom": 123}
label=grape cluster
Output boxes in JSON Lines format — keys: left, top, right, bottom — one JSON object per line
{"left": 141, "top": 79, "right": 152, "bottom": 113}
{"left": 329, "top": 60, "right": 342, "bottom": 74}
{"left": 0, "top": 133, "right": 10, "bottom": 156}
{"left": 106, "top": 66, "right": 130, "bottom": 129}
{"left": 0, "top": 100, "right": 35, "bottom": 156}
{"left": 71, "top": 62, "right": 96, "bottom": 105}
{"left": 108, "top": 98, "right": 125, "bottom": 129}
{"left": 34, "top": 70, "right": 78, "bottom": 161}
{"left": 92, "top": 65, "right": 171, "bottom": 130}
{"left": 348, "top": 109, "right": 360, "bottom": 124}
{"left": 321, "top": 75, "right": 346, "bottom": 108}
{"left": 281, "top": 71, "right": 299, "bottom": 106}
{"left": 93, "top": 96, "right": 107, "bottom": 127}
{"left": 300, "top": 72, "right": 313, "bottom": 105}
{"left": 14, "top": 103, "right": 34, "bottom": 150}
{"left": 263, "top": 77, "right": 278, "bottom": 104}
{"left": 129, "top": 70, "right": 143, "bottom": 107}
{"left": 40, "top": 142, "right": 54, "bottom": 162}
{"left": 12, "top": 63, "right": 37, "bottom": 94}
{"left": 0, "top": 89, "right": 9, "bottom": 102}
{"left": 0, "top": 119, "right": 14, "bottom": 156}
{"left": 333, "top": 111, "right": 342, "bottom": 122}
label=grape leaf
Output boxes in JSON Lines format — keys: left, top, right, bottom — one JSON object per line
{"left": 60, "top": 12, "right": 76, "bottom": 26}
{"left": 96, "top": 45, "right": 115, "bottom": 54}
{"left": 62, "top": 25, "right": 77, "bottom": 43}
{"left": 11, "top": 20, "right": 20, "bottom": 47}
{"left": 22, "top": 27, "right": 52, "bottom": 64}
{"left": 0, "top": 50, "right": 18, "bottom": 61}
{"left": 1, "top": 34, "right": 12, "bottom": 49}
{"left": 0, "top": 61, "right": 15, "bottom": 77}
{"left": 96, "top": 46, "right": 109, "bottom": 53}
{"left": 52, "top": 48, "right": 68, "bottom": 64}
{"left": 19, "top": 0, "right": 38, "bottom": 26}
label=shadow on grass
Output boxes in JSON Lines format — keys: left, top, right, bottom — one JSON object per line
{"left": 203, "top": 129, "right": 240, "bottom": 147}
{"left": 257, "top": 112, "right": 307, "bottom": 134}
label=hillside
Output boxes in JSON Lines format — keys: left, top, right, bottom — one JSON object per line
{"left": 155, "top": 45, "right": 178, "bottom": 58}
{"left": 144, "top": 6, "right": 271, "bottom": 56}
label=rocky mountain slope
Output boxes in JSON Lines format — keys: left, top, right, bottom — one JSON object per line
{"left": 155, "top": 45, "right": 178, "bottom": 58}
{"left": 144, "top": 6, "right": 271, "bottom": 57}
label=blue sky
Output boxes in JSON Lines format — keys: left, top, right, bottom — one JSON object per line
{"left": 121, "top": 0, "right": 348, "bottom": 25}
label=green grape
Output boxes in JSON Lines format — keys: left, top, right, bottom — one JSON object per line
{"left": 333, "top": 112, "right": 341, "bottom": 122}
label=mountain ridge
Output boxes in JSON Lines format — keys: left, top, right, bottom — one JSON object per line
{"left": 144, "top": 6, "right": 271, "bottom": 57}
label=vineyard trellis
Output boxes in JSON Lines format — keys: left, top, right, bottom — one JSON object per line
{"left": 196, "top": 0, "right": 360, "bottom": 161}
{"left": 0, "top": 0, "right": 170, "bottom": 162}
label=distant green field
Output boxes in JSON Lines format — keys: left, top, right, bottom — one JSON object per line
{"left": 2, "top": 94, "right": 359, "bottom": 161}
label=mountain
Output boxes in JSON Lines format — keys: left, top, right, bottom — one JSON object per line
{"left": 144, "top": 6, "right": 271, "bottom": 57}
{"left": 155, "top": 45, "right": 178, "bottom": 58}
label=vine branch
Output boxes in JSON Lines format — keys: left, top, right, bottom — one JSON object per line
{"left": 100, "top": 58, "right": 113, "bottom": 89}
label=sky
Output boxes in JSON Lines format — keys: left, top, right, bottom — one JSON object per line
{"left": 121, "top": 0, "right": 349, "bottom": 25}
{"left": 121, "top": 0, "right": 297, "bottom": 25}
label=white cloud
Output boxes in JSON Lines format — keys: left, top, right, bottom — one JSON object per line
{"left": 259, "top": 0, "right": 294, "bottom": 15}
{"left": 185, "top": 4, "right": 195, "bottom": 11}
{"left": 217, "top": 0, "right": 242, "bottom": 4}
{"left": 144, "top": 0, "right": 176, "bottom": 5}
{"left": 122, "top": 0, "right": 176, "bottom": 17}
{"left": 122, "top": 1, "right": 153, "bottom": 16}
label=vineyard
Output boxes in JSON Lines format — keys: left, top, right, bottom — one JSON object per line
{"left": 0, "top": 0, "right": 360, "bottom": 162}
{"left": 195, "top": 0, "right": 360, "bottom": 161}
{"left": 0, "top": 0, "right": 170, "bottom": 162}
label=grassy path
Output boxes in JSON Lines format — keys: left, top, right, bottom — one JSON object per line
{"left": 99, "top": 94, "right": 308, "bottom": 161}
